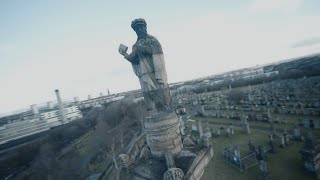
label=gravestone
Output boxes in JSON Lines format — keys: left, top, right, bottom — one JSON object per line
{"left": 310, "top": 119, "right": 319, "bottom": 129}
{"left": 257, "top": 145, "right": 266, "bottom": 161}
{"left": 274, "top": 117, "right": 279, "bottom": 123}
{"left": 226, "top": 128, "right": 231, "bottom": 137}
{"left": 267, "top": 109, "right": 272, "bottom": 123}
{"left": 268, "top": 135, "right": 276, "bottom": 153}
{"left": 281, "top": 117, "right": 287, "bottom": 124}
{"left": 303, "top": 119, "right": 310, "bottom": 128}
{"left": 242, "top": 117, "right": 251, "bottom": 134}
{"left": 233, "top": 144, "right": 241, "bottom": 163}
{"left": 216, "top": 128, "right": 221, "bottom": 136}
{"left": 280, "top": 135, "right": 285, "bottom": 148}
{"left": 230, "top": 128, "right": 235, "bottom": 136}
{"left": 313, "top": 121, "right": 319, "bottom": 129}
{"left": 224, "top": 146, "right": 231, "bottom": 162}
{"left": 259, "top": 160, "right": 272, "bottom": 180}
{"left": 270, "top": 124, "right": 276, "bottom": 137}
{"left": 248, "top": 139, "right": 256, "bottom": 155}
{"left": 284, "top": 133, "right": 290, "bottom": 145}
{"left": 293, "top": 128, "right": 301, "bottom": 140}
{"left": 191, "top": 123, "right": 198, "bottom": 132}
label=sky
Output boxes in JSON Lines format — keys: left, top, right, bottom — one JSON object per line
{"left": 1, "top": 0, "right": 320, "bottom": 115}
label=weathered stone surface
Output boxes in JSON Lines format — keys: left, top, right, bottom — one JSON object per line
{"left": 110, "top": 18, "right": 213, "bottom": 180}
{"left": 163, "top": 168, "right": 184, "bottom": 180}
{"left": 119, "top": 18, "right": 173, "bottom": 112}
{"left": 144, "top": 112, "right": 182, "bottom": 158}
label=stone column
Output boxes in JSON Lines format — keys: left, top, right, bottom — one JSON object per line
{"left": 55, "top": 89, "right": 67, "bottom": 123}
{"left": 144, "top": 112, "right": 183, "bottom": 158}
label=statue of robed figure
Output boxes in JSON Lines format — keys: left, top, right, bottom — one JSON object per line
{"left": 119, "top": 18, "right": 173, "bottom": 112}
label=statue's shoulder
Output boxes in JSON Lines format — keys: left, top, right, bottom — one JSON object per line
{"left": 147, "top": 35, "right": 163, "bottom": 53}
{"left": 148, "top": 35, "right": 159, "bottom": 42}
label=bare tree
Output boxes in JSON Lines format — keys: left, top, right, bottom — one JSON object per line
{"left": 119, "top": 131, "right": 124, "bottom": 150}
{"left": 226, "top": 89, "right": 245, "bottom": 104}
{"left": 106, "top": 138, "right": 119, "bottom": 169}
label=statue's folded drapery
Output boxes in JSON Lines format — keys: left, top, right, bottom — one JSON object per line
{"left": 131, "top": 35, "right": 168, "bottom": 91}
{"left": 128, "top": 35, "right": 172, "bottom": 111}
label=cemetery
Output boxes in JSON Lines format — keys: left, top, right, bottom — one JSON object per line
{"left": 174, "top": 76, "right": 320, "bottom": 179}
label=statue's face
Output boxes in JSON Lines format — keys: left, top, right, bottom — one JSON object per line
{"left": 134, "top": 25, "right": 147, "bottom": 38}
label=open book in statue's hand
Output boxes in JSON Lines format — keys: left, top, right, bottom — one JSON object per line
{"left": 119, "top": 44, "right": 128, "bottom": 56}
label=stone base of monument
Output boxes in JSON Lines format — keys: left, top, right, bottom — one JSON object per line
{"left": 99, "top": 112, "right": 213, "bottom": 180}
{"left": 144, "top": 112, "right": 183, "bottom": 158}
{"left": 128, "top": 146, "right": 214, "bottom": 180}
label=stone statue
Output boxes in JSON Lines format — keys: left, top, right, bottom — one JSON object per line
{"left": 119, "top": 18, "right": 173, "bottom": 112}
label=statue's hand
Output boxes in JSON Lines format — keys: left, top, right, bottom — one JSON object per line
{"left": 118, "top": 44, "right": 128, "bottom": 56}
{"left": 118, "top": 48, "right": 126, "bottom": 56}
{"left": 124, "top": 53, "right": 130, "bottom": 60}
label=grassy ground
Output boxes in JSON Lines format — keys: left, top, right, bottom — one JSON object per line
{"left": 200, "top": 126, "right": 315, "bottom": 180}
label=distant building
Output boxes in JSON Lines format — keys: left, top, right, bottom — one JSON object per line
{"left": 40, "top": 106, "right": 82, "bottom": 123}
{"left": 0, "top": 89, "right": 83, "bottom": 145}
{"left": 77, "top": 95, "right": 125, "bottom": 109}
{"left": 0, "top": 105, "right": 83, "bottom": 145}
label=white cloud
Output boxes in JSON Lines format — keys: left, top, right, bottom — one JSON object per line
{"left": 248, "top": 0, "right": 304, "bottom": 13}
{"left": 153, "top": 12, "right": 320, "bottom": 83}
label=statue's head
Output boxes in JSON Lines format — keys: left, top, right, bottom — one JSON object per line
{"left": 131, "top": 18, "right": 147, "bottom": 38}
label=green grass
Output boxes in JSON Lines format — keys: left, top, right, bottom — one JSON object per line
{"left": 200, "top": 126, "right": 315, "bottom": 180}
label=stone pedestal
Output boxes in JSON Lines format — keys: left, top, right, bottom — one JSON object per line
{"left": 144, "top": 112, "right": 183, "bottom": 158}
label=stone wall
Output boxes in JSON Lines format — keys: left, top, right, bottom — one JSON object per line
{"left": 184, "top": 147, "right": 214, "bottom": 180}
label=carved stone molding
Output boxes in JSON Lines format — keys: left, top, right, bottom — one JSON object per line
{"left": 163, "top": 168, "right": 184, "bottom": 180}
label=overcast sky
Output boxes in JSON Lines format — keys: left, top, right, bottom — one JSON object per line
{"left": 1, "top": 0, "right": 320, "bottom": 115}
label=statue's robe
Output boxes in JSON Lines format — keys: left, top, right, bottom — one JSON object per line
{"left": 131, "top": 35, "right": 167, "bottom": 91}
{"left": 127, "top": 34, "right": 172, "bottom": 111}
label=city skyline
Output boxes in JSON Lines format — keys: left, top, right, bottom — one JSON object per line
{"left": 1, "top": 0, "right": 320, "bottom": 114}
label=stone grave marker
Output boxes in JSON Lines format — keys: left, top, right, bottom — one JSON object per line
{"left": 226, "top": 128, "right": 231, "bottom": 137}
{"left": 293, "top": 128, "right": 301, "bottom": 140}
{"left": 303, "top": 119, "right": 310, "bottom": 128}
{"left": 281, "top": 117, "right": 287, "bottom": 124}
{"left": 274, "top": 117, "right": 279, "bottom": 123}
{"left": 280, "top": 135, "right": 285, "bottom": 148}
{"left": 259, "top": 160, "right": 272, "bottom": 180}
{"left": 230, "top": 128, "right": 235, "bottom": 136}
{"left": 257, "top": 145, "right": 266, "bottom": 161}
{"left": 268, "top": 135, "right": 276, "bottom": 153}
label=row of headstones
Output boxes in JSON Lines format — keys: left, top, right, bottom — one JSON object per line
{"left": 298, "top": 119, "right": 320, "bottom": 129}
{"left": 211, "top": 125, "right": 250, "bottom": 137}
{"left": 246, "top": 78, "right": 319, "bottom": 101}
{"left": 210, "top": 124, "right": 304, "bottom": 143}
{"left": 177, "top": 78, "right": 320, "bottom": 109}
{"left": 221, "top": 112, "right": 319, "bottom": 129}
